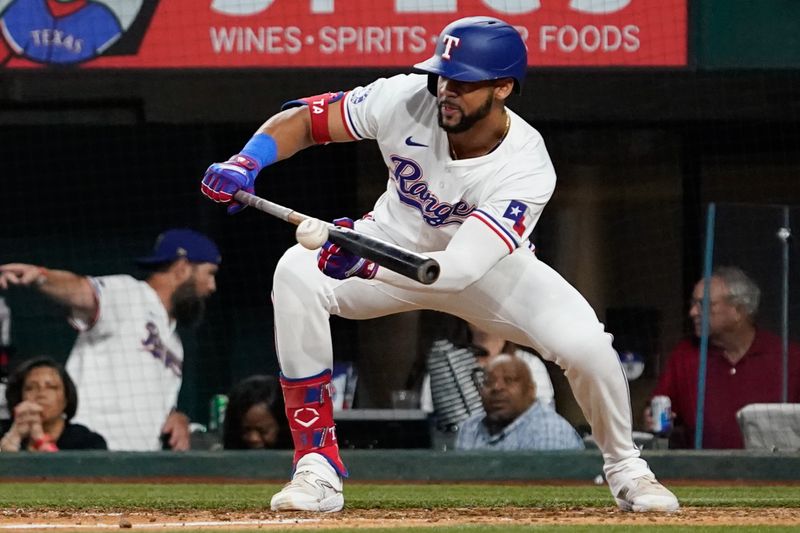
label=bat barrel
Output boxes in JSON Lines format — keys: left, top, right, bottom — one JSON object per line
{"left": 328, "top": 227, "right": 440, "bottom": 285}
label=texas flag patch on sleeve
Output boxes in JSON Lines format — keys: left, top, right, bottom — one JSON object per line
{"left": 502, "top": 200, "right": 529, "bottom": 237}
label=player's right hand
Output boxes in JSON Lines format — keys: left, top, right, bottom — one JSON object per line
{"left": 201, "top": 154, "right": 260, "bottom": 214}
{"left": 317, "top": 218, "right": 378, "bottom": 280}
{"left": 0, "top": 263, "right": 46, "bottom": 290}
{"left": 161, "top": 410, "right": 191, "bottom": 451}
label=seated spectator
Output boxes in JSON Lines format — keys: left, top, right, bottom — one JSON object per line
{"left": 420, "top": 319, "right": 555, "bottom": 412}
{"left": 468, "top": 323, "right": 555, "bottom": 408}
{"left": 0, "top": 357, "right": 106, "bottom": 451}
{"left": 647, "top": 266, "right": 800, "bottom": 448}
{"left": 223, "top": 375, "right": 291, "bottom": 450}
{"left": 456, "top": 354, "right": 584, "bottom": 451}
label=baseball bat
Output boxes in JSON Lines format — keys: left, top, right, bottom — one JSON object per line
{"left": 233, "top": 190, "right": 440, "bottom": 285}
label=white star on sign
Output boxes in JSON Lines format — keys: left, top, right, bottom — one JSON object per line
{"left": 510, "top": 206, "right": 522, "bottom": 217}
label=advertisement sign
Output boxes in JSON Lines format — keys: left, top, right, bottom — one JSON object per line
{"left": 0, "top": 0, "right": 686, "bottom": 69}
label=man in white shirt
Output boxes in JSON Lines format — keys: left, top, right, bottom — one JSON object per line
{"left": 0, "top": 228, "right": 220, "bottom": 450}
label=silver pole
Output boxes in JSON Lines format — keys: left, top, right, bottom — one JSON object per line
{"left": 777, "top": 207, "right": 791, "bottom": 403}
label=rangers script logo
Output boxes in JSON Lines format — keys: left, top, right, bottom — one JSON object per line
{"left": 141, "top": 322, "right": 182, "bottom": 377}
{"left": 389, "top": 155, "right": 475, "bottom": 227}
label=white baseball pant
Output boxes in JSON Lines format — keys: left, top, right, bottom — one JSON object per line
{"left": 273, "top": 231, "right": 652, "bottom": 492}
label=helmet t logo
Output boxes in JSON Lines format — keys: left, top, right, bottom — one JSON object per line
{"left": 440, "top": 34, "right": 461, "bottom": 60}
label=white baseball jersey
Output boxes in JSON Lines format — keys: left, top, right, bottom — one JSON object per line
{"left": 66, "top": 275, "right": 182, "bottom": 451}
{"left": 341, "top": 73, "right": 556, "bottom": 254}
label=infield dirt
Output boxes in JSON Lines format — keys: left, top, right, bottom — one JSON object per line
{"left": 3, "top": 507, "right": 800, "bottom": 530}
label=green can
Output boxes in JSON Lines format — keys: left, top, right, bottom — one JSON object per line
{"left": 209, "top": 394, "right": 228, "bottom": 432}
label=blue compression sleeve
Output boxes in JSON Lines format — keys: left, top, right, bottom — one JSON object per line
{"left": 240, "top": 133, "right": 278, "bottom": 169}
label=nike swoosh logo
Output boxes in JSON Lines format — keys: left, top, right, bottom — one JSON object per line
{"left": 315, "top": 479, "right": 340, "bottom": 493}
{"left": 405, "top": 136, "right": 428, "bottom": 147}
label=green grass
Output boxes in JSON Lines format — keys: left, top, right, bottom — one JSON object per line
{"left": 1, "top": 482, "right": 799, "bottom": 511}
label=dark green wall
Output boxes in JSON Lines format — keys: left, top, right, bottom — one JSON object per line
{"left": 697, "top": 0, "right": 800, "bottom": 68}
{"left": 2, "top": 450, "right": 800, "bottom": 481}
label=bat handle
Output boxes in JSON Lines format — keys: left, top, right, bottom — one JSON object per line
{"left": 233, "top": 190, "right": 308, "bottom": 224}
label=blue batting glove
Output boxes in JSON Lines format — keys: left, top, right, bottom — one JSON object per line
{"left": 200, "top": 133, "right": 278, "bottom": 214}
{"left": 201, "top": 155, "right": 258, "bottom": 214}
{"left": 317, "top": 218, "right": 378, "bottom": 280}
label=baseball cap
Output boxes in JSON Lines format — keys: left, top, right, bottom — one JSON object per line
{"left": 136, "top": 228, "right": 221, "bottom": 266}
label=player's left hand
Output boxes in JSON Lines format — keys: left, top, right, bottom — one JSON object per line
{"left": 200, "top": 155, "right": 259, "bottom": 214}
{"left": 317, "top": 218, "right": 378, "bottom": 280}
{"left": 161, "top": 410, "right": 191, "bottom": 451}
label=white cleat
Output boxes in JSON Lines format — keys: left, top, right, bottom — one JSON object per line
{"left": 614, "top": 474, "right": 680, "bottom": 513}
{"left": 270, "top": 453, "right": 344, "bottom": 512}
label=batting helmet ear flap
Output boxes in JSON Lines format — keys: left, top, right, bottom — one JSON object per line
{"left": 426, "top": 74, "right": 438, "bottom": 96}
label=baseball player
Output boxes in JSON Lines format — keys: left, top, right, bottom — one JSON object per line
{"left": 0, "top": 229, "right": 220, "bottom": 451}
{"left": 201, "top": 16, "right": 679, "bottom": 513}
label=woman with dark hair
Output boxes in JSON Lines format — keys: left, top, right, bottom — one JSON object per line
{"left": 223, "top": 375, "right": 291, "bottom": 450}
{"left": 0, "top": 357, "right": 106, "bottom": 451}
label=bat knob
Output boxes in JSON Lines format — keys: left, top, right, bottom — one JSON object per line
{"left": 419, "top": 260, "right": 440, "bottom": 285}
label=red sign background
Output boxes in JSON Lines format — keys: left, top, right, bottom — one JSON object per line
{"left": 3, "top": 0, "right": 686, "bottom": 68}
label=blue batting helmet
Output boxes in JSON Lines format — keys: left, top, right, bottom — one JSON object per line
{"left": 414, "top": 16, "right": 527, "bottom": 95}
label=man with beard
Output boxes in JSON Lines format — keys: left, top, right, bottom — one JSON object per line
{"left": 0, "top": 229, "right": 220, "bottom": 450}
{"left": 200, "top": 16, "right": 678, "bottom": 513}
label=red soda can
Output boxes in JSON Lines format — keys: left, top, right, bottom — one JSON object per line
{"left": 651, "top": 395, "right": 672, "bottom": 434}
